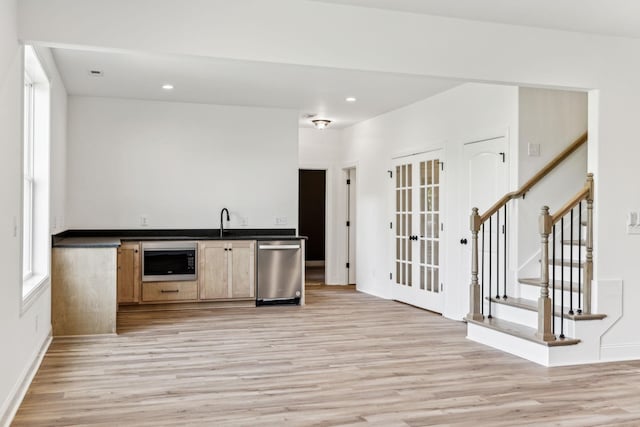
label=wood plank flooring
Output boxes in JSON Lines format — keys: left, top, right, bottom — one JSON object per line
{"left": 13, "top": 285, "right": 640, "bottom": 426}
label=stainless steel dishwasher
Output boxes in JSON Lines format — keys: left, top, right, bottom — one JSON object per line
{"left": 257, "top": 240, "right": 302, "bottom": 305}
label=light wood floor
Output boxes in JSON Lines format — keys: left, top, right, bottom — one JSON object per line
{"left": 13, "top": 285, "right": 640, "bottom": 426}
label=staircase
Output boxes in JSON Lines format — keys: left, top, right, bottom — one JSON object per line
{"left": 464, "top": 133, "right": 619, "bottom": 366}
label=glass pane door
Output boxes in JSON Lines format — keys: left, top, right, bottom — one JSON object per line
{"left": 392, "top": 151, "right": 444, "bottom": 313}
{"left": 395, "top": 163, "right": 412, "bottom": 287}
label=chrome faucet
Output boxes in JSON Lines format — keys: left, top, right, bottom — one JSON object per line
{"left": 220, "top": 208, "right": 230, "bottom": 237}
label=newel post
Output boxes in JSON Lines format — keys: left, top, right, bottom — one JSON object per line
{"left": 536, "top": 206, "right": 555, "bottom": 342}
{"left": 466, "top": 208, "right": 483, "bottom": 321}
{"left": 584, "top": 173, "right": 594, "bottom": 315}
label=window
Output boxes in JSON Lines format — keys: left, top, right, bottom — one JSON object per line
{"left": 22, "top": 45, "right": 50, "bottom": 302}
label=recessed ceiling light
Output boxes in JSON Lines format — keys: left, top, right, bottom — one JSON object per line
{"left": 88, "top": 70, "right": 103, "bottom": 77}
{"left": 162, "top": 84, "right": 174, "bottom": 90}
{"left": 345, "top": 97, "right": 357, "bottom": 102}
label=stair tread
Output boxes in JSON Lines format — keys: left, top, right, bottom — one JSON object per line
{"left": 467, "top": 317, "right": 580, "bottom": 347}
{"left": 551, "top": 259, "right": 584, "bottom": 268}
{"left": 562, "top": 239, "right": 586, "bottom": 246}
{"left": 487, "top": 296, "right": 606, "bottom": 320}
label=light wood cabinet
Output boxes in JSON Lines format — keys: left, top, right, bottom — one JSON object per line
{"left": 117, "top": 242, "right": 140, "bottom": 304}
{"left": 199, "top": 240, "right": 255, "bottom": 300}
{"left": 141, "top": 281, "right": 198, "bottom": 302}
{"left": 52, "top": 247, "right": 117, "bottom": 336}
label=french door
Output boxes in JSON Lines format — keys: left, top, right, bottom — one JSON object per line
{"left": 392, "top": 150, "right": 444, "bottom": 313}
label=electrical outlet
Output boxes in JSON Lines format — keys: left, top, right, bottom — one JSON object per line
{"left": 275, "top": 216, "right": 287, "bottom": 225}
{"left": 140, "top": 215, "right": 149, "bottom": 227}
{"left": 240, "top": 217, "right": 249, "bottom": 226}
{"left": 13, "top": 216, "right": 17, "bottom": 237}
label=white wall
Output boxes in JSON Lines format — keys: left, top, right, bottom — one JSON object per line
{"left": 342, "top": 83, "right": 519, "bottom": 318}
{"left": 515, "top": 88, "right": 588, "bottom": 277}
{"left": 66, "top": 97, "right": 298, "bottom": 230}
{"left": 299, "top": 128, "right": 349, "bottom": 284}
{"left": 0, "top": 1, "right": 67, "bottom": 422}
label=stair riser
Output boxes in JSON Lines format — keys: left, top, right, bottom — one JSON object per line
{"left": 519, "top": 283, "right": 583, "bottom": 306}
{"left": 559, "top": 245, "right": 586, "bottom": 258}
{"left": 488, "top": 301, "right": 577, "bottom": 336}
{"left": 546, "top": 266, "right": 584, "bottom": 282}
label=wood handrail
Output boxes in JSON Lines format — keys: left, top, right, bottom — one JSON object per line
{"left": 551, "top": 187, "right": 589, "bottom": 224}
{"left": 479, "top": 131, "right": 588, "bottom": 223}
{"left": 551, "top": 173, "right": 593, "bottom": 224}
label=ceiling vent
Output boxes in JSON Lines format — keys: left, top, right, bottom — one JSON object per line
{"left": 88, "top": 70, "right": 103, "bottom": 77}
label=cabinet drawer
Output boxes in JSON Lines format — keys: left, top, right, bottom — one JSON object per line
{"left": 142, "top": 281, "right": 198, "bottom": 302}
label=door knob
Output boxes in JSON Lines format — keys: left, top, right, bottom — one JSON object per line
{"left": 460, "top": 238, "right": 468, "bottom": 245}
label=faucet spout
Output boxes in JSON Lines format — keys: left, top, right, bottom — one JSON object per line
{"left": 220, "top": 208, "right": 230, "bottom": 238}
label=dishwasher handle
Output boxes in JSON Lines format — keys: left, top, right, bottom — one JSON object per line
{"left": 258, "top": 244, "right": 301, "bottom": 250}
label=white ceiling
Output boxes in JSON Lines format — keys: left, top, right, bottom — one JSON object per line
{"left": 44, "top": 2, "right": 640, "bottom": 129}
{"left": 52, "top": 48, "right": 461, "bottom": 129}
{"left": 313, "top": 0, "right": 640, "bottom": 39}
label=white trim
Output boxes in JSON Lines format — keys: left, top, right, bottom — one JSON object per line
{"left": 356, "top": 287, "right": 391, "bottom": 300}
{"left": 600, "top": 343, "right": 640, "bottom": 362}
{"left": 306, "top": 260, "right": 325, "bottom": 267}
{"left": 21, "top": 277, "right": 50, "bottom": 315}
{"left": 0, "top": 330, "right": 52, "bottom": 427}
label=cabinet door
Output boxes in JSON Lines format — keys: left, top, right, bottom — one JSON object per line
{"left": 230, "top": 241, "right": 256, "bottom": 298}
{"left": 117, "top": 243, "right": 140, "bottom": 303}
{"left": 199, "top": 241, "right": 229, "bottom": 300}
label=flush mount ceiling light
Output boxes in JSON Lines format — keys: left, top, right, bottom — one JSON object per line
{"left": 345, "top": 97, "right": 357, "bottom": 102}
{"left": 162, "top": 84, "right": 174, "bottom": 90}
{"left": 312, "top": 119, "right": 331, "bottom": 130}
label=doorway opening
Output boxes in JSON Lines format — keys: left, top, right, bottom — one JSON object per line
{"left": 299, "top": 169, "right": 326, "bottom": 285}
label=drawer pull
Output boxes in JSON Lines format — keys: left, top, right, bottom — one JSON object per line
{"left": 160, "top": 289, "right": 180, "bottom": 293}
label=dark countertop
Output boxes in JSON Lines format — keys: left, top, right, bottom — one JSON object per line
{"left": 54, "top": 237, "right": 123, "bottom": 248}
{"left": 53, "top": 229, "right": 306, "bottom": 248}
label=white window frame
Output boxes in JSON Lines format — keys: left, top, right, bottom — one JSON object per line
{"left": 22, "top": 45, "right": 51, "bottom": 306}
{"left": 23, "top": 74, "right": 35, "bottom": 281}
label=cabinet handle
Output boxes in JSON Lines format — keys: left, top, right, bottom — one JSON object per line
{"left": 160, "top": 289, "right": 180, "bottom": 293}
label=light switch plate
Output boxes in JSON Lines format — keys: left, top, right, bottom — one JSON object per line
{"left": 627, "top": 211, "right": 640, "bottom": 234}
{"left": 528, "top": 143, "right": 541, "bottom": 157}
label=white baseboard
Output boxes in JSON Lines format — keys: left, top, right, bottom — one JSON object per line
{"left": 600, "top": 343, "right": 640, "bottom": 362}
{"left": 0, "top": 329, "right": 52, "bottom": 427}
{"left": 357, "top": 286, "right": 391, "bottom": 300}
{"left": 305, "top": 261, "right": 325, "bottom": 267}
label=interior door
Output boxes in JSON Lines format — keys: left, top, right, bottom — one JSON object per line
{"left": 392, "top": 150, "right": 444, "bottom": 313}
{"left": 462, "top": 137, "right": 508, "bottom": 305}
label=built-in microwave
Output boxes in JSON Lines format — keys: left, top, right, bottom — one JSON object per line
{"left": 142, "top": 241, "right": 197, "bottom": 282}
